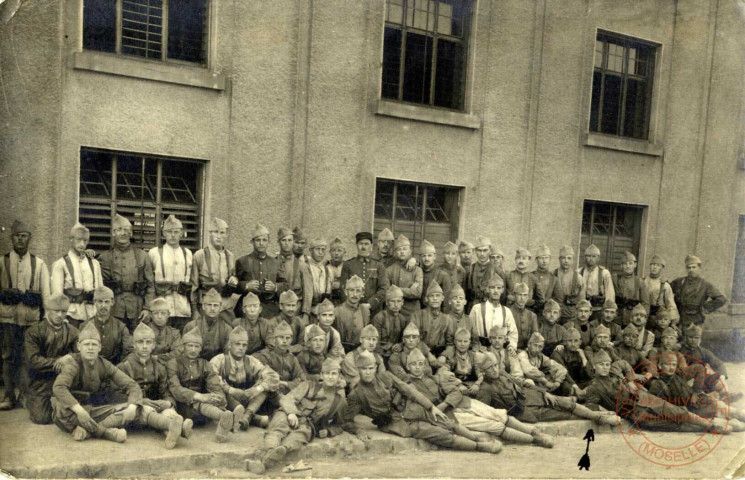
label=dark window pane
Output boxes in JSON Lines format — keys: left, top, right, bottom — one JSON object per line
{"left": 396, "top": 182, "right": 422, "bottom": 221}
{"left": 121, "top": 0, "right": 163, "bottom": 59}
{"left": 167, "top": 0, "right": 207, "bottom": 63}
{"left": 623, "top": 78, "right": 648, "bottom": 139}
{"left": 375, "top": 180, "right": 395, "bottom": 219}
{"left": 382, "top": 28, "right": 403, "bottom": 100}
{"left": 402, "top": 32, "right": 433, "bottom": 104}
{"left": 434, "top": 38, "right": 464, "bottom": 110}
{"left": 83, "top": 0, "right": 117, "bottom": 53}
{"left": 80, "top": 150, "right": 112, "bottom": 198}
{"left": 600, "top": 74, "right": 622, "bottom": 135}
{"left": 589, "top": 71, "right": 602, "bottom": 133}
{"left": 425, "top": 186, "right": 452, "bottom": 223}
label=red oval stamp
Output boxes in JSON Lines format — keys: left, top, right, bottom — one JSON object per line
{"left": 616, "top": 351, "right": 731, "bottom": 467}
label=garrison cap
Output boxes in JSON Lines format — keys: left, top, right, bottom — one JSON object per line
{"left": 11, "top": 219, "right": 31, "bottom": 235}
{"left": 279, "top": 290, "right": 299, "bottom": 304}
{"left": 528, "top": 332, "right": 545, "bottom": 344}
{"left": 595, "top": 324, "right": 611, "bottom": 336}
{"left": 112, "top": 214, "right": 132, "bottom": 230}
{"left": 515, "top": 247, "right": 532, "bottom": 258}
{"left": 685, "top": 255, "right": 702, "bottom": 267}
{"left": 251, "top": 224, "right": 270, "bottom": 240}
{"left": 322, "top": 358, "right": 341, "bottom": 373}
{"left": 489, "top": 325, "right": 508, "bottom": 337}
{"left": 458, "top": 240, "right": 475, "bottom": 251}
{"left": 661, "top": 327, "right": 679, "bottom": 338}
{"left": 592, "top": 350, "right": 612, "bottom": 364}
{"left": 406, "top": 348, "right": 427, "bottom": 365}
{"left": 346, "top": 275, "right": 365, "bottom": 289}
{"left": 650, "top": 254, "right": 666, "bottom": 267}
{"left": 393, "top": 235, "right": 410, "bottom": 250}
{"left": 603, "top": 299, "right": 618, "bottom": 310}
{"left": 386, "top": 285, "right": 404, "bottom": 301}
{"left": 403, "top": 322, "right": 420, "bottom": 337}
{"left": 242, "top": 292, "right": 260, "bottom": 306}
{"left": 70, "top": 222, "right": 90, "bottom": 237}
{"left": 133, "top": 322, "right": 155, "bottom": 341}
{"left": 443, "top": 242, "right": 458, "bottom": 253}
{"left": 203, "top": 288, "right": 222, "bottom": 304}
{"left": 355, "top": 350, "right": 376, "bottom": 368}
{"left": 317, "top": 298, "right": 335, "bottom": 314}
{"left": 378, "top": 228, "right": 395, "bottom": 242}
{"left": 182, "top": 328, "right": 203, "bottom": 346}
{"left": 273, "top": 321, "right": 293, "bottom": 337}
{"left": 564, "top": 327, "right": 581, "bottom": 341}
{"left": 329, "top": 237, "right": 346, "bottom": 250}
{"left": 277, "top": 227, "right": 293, "bottom": 240}
{"left": 685, "top": 324, "right": 703, "bottom": 337}
{"left": 306, "top": 324, "right": 326, "bottom": 340}
{"left": 209, "top": 217, "right": 228, "bottom": 231}
{"left": 78, "top": 322, "right": 101, "bottom": 343}
{"left": 150, "top": 297, "right": 169, "bottom": 311}
{"left": 93, "top": 286, "right": 114, "bottom": 301}
{"left": 622, "top": 324, "right": 639, "bottom": 336}
{"left": 584, "top": 244, "right": 601, "bottom": 256}
{"left": 512, "top": 282, "right": 529, "bottom": 295}
{"left": 162, "top": 215, "right": 182, "bottom": 231}
{"left": 491, "top": 246, "right": 505, "bottom": 258}
{"left": 487, "top": 275, "right": 505, "bottom": 287}
{"left": 631, "top": 304, "right": 648, "bottom": 316}
{"left": 449, "top": 284, "right": 465, "bottom": 298}
{"left": 360, "top": 324, "right": 379, "bottom": 338}
{"left": 475, "top": 352, "right": 498, "bottom": 371}
{"left": 535, "top": 245, "right": 551, "bottom": 257}
{"left": 577, "top": 299, "right": 592, "bottom": 309}
{"left": 426, "top": 280, "right": 443, "bottom": 296}
{"left": 455, "top": 327, "right": 471, "bottom": 340}
{"left": 543, "top": 299, "right": 561, "bottom": 312}
{"left": 229, "top": 326, "right": 249, "bottom": 343}
{"left": 658, "top": 351, "right": 678, "bottom": 364}
{"left": 475, "top": 236, "right": 492, "bottom": 248}
{"left": 420, "top": 240, "right": 436, "bottom": 255}
{"left": 559, "top": 245, "right": 575, "bottom": 257}
{"left": 355, "top": 232, "right": 373, "bottom": 243}
{"left": 292, "top": 227, "right": 305, "bottom": 242}
{"left": 622, "top": 251, "right": 636, "bottom": 263}
{"left": 309, "top": 237, "right": 327, "bottom": 249}
{"left": 44, "top": 293, "right": 70, "bottom": 311}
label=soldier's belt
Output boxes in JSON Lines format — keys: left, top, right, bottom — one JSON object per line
{"left": 682, "top": 304, "right": 702, "bottom": 315}
{"left": 0, "top": 289, "right": 22, "bottom": 306}
{"left": 155, "top": 281, "right": 192, "bottom": 296}
{"left": 563, "top": 296, "right": 578, "bottom": 306}
{"left": 19, "top": 291, "right": 42, "bottom": 308}
{"left": 64, "top": 288, "right": 94, "bottom": 304}
{"left": 588, "top": 295, "right": 605, "bottom": 308}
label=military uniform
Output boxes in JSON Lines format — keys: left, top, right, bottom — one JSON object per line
{"left": 671, "top": 255, "right": 726, "bottom": 327}
{"left": 252, "top": 322, "right": 307, "bottom": 396}
{"left": 517, "top": 337, "right": 568, "bottom": 394}
{"left": 81, "top": 316, "right": 132, "bottom": 366}
{"left": 341, "top": 332, "right": 386, "bottom": 390}
{"left": 190, "top": 234, "right": 238, "bottom": 324}
{"left": 334, "top": 298, "right": 370, "bottom": 352}
{"left": 183, "top": 314, "right": 233, "bottom": 361}
{"left": 550, "top": 340, "right": 593, "bottom": 390}
{"left": 613, "top": 252, "right": 643, "bottom": 327}
{"left": 234, "top": 224, "right": 283, "bottom": 319}
{"left": 553, "top": 246, "right": 585, "bottom": 324}
{"left": 580, "top": 245, "right": 615, "bottom": 321}
{"left": 469, "top": 297, "right": 518, "bottom": 348}
{"left": 339, "top": 232, "right": 390, "bottom": 316}
{"left": 505, "top": 253, "right": 536, "bottom": 308}
{"left": 510, "top": 302, "right": 539, "bottom": 350}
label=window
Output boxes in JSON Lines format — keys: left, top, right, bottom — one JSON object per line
{"left": 79, "top": 148, "right": 203, "bottom": 252}
{"left": 374, "top": 178, "right": 461, "bottom": 255}
{"left": 382, "top": 0, "right": 472, "bottom": 111}
{"left": 580, "top": 201, "right": 644, "bottom": 275}
{"left": 83, "top": 0, "right": 209, "bottom": 65}
{"left": 590, "top": 31, "right": 657, "bottom": 140}
{"left": 732, "top": 216, "right": 745, "bottom": 304}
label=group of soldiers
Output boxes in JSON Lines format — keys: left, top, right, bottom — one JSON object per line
{"left": 0, "top": 214, "right": 742, "bottom": 473}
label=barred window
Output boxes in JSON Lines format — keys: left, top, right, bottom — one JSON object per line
{"left": 590, "top": 31, "right": 657, "bottom": 140}
{"left": 382, "top": 0, "right": 472, "bottom": 111}
{"left": 83, "top": 0, "right": 209, "bottom": 65}
{"left": 581, "top": 201, "right": 644, "bottom": 275}
{"left": 79, "top": 148, "right": 203, "bottom": 252}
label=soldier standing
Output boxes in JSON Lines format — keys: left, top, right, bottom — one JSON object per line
{"left": 235, "top": 224, "right": 282, "bottom": 319}
{"left": 371, "top": 228, "right": 396, "bottom": 268}
{"left": 531, "top": 245, "right": 557, "bottom": 315}
{"left": 579, "top": 244, "right": 614, "bottom": 322}
{"left": 553, "top": 245, "right": 585, "bottom": 324}
{"left": 639, "top": 254, "right": 678, "bottom": 328}
{"left": 671, "top": 255, "right": 726, "bottom": 328}
{"left": 613, "top": 251, "right": 642, "bottom": 328}
{"left": 339, "top": 231, "right": 390, "bottom": 317}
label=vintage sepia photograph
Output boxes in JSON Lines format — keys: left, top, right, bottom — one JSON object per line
{"left": 0, "top": 0, "right": 744, "bottom": 478}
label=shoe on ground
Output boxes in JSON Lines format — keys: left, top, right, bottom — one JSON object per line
{"left": 215, "top": 410, "right": 234, "bottom": 443}
{"left": 247, "top": 460, "right": 265, "bottom": 474}
{"left": 181, "top": 418, "right": 193, "bottom": 439}
{"left": 253, "top": 414, "right": 270, "bottom": 428}
{"left": 72, "top": 426, "right": 91, "bottom": 441}
{"left": 262, "top": 446, "right": 287, "bottom": 469}
{"left": 531, "top": 432, "right": 554, "bottom": 448}
{"left": 232, "top": 405, "right": 245, "bottom": 433}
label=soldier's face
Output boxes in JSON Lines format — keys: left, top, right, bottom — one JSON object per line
{"left": 242, "top": 302, "right": 261, "bottom": 319}
{"left": 515, "top": 292, "right": 529, "bottom": 308}
{"left": 403, "top": 334, "right": 419, "bottom": 349}
{"left": 112, "top": 226, "right": 132, "bottom": 246}
{"left": 274, "top": 334, "right": 292, "bottom": 351}
{"left": 252, "top": 235, "right": 269, "bottom": 254}
{"left": 151, "top": 308, "right": 170, "bottom": 327}
{"left": 622, "top": 261, "right": 636, "bottom": 274}
{"left": 622, "top": 333, "right": 638, "bottom": 347}
{"left": 310, "top": 246, "right": 326, "bottom": 262}
{"left": 632, "top": 313, "right": 647, "bottom": 327}
{"left": 659, "top": 357, "right": 678, "bottom": 375}
{"left": 543, "top": 308, "right": 560, "bottom": 324}
{"left": 661, "top": 335, "right": 677, "bottom": 350}
{"left": 346, "top": 287, "right": 363, "bottom": 305}
{"left": 134, "top": 338, "right": 155, "bottom": 357}
{"left": 292, "top": 239, "right": 306, "bottom": 255}
{"left": 656, "top": 316, "right": 671, "bottom": 329}
{"left": 487, "top": 283, "right": 504, "bottom": 301}
{"left": 585, "top": 254, "right": 599, "bottom": 267}
{"left": 427, "top": 292, "right": 443, "bottom": 309}
{"left": 209, "top": 228, "right": 227, "bottom": 249}
{"left": 163, "top": 228, "right": 182, "bottom": 247}
{"left": 459, "top": 248, "right": 473, "bottom": 263}
{"left": 565, "top": 338, "right": 581, "bottom": 352}
{"left": 359, "top": 365, "right": 377, "bottom": 383}
{"left": 444, "top": 250, "right": 458, "bottom": 265}
{"left": 279, "top": 235, "right": 294, "bottom": 253}
{"left": 577, "top": 307, "right": 592, "bottom": 322}
{"left": 203, "top": 302, "right": 221, "bottom": 318}
{"left": 449, "top": 293, "right": 465, "bottom": 314}
{"left": 47, "top": 309, "right": 67, "bottom": 328}
{"left": 11, "top": 231, "right": 31, "bottom": 254}
{"left": 559, "top": 254, "right": 573, "bottom": 270}
{"left": 78, "top": 339, "right": 102, "bottom": 361}
{"left": 595, "top": 333, "right": 610, "bottom": 345}
{"left": 649, "top": 263, "right": 663, "bottom": 276}
{"left": 528, "top": 341, "right": 544, "bottom": 355}
{"left": 686, "top": 263, "right": 701, "bottom": 278}
{"left": 515, "top": 255, "right": 530, "bottom": 270}
{"left": 475, "top": 247, "right": 490, "bottom": 264}
{"left": 71, "top": 233, "right": 89, "bottom": 254}
{"left": 318, "top": 311, "right": 335, "bottom": 327}
{"left": 321, "top": 369, "right": 340, "bottom": 388}
{"left": 378, "top": 240, "right": 392, "bottom": 255}
{"left": 309, "top": 335, "right": 326, "bottom": 354}
{"left": 94, "top": 298, "right": 113, "bottom": 318}
{"left": 420, "top": 253, "right": 435, "bottom": 267}
{"left": 395, "top": 245, "right": 411, "bottom": 261}
{"left": 407, "top": 359, "right": 425, "bottom": 377}
{"left": 280, "top": 301, "right": 297, "bottom": 316}
{"left": 594, "top": 361, "right": 611, "bottom": 377}
{"left": 356, "top": 239, "right": 372, "bottom": 257}
{"left": 602, "top": 309, "right": 617, "bottom": 322}
{"left": 490, "top": 334, "right": 507, "bottom": 347}
{"left": 536, "top": 255, "right": 550, "bottom": 270}
{"left": 455, "top": 337, "right": 470, "bottom": 352}
{"left": 386, "top": 297, "right": 403, "bottom": 313}
{"left": 330, "top": 246, "right": 345, "bottom": 263}
{"left": 491, "top": 254, "right": 504, "bottom": 267}
{"left": 361, "top": 335, "right": 378, "bottom": 352}
{"left": 184, "top": 342, "right": 202, "bottom": 359}
{"left": 685, "top": 334, "right": 701, "bottom": 348}
{"left": 229, "top": 339, "right": 248, "bottom": 358}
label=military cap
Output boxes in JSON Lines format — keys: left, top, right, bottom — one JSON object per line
{"left": 360, "top": 324, "right": 379, "bottom": 338}
{"left": 279, "top": 290, "right": 299, "bottom": 304}
{"left": 209, "top": 217, "right": 228, "bottom": 231}
{"left": 243, "top": 292, "right": 261, "bottom": 306}
{"left": 292, "top": 227, "right": 305, "bottom": 242}
{"left": 658, "top": 351, "right": 678, "bottom": 364}
{"left": 386, "top": 285, "right": 404, "bottom": 301}
{"left": 443, "top": 242, "right": 458, "bottom": 253}
{"left": 621, "top": 251, "right": 636, "bottom": 263}
{"left": 661, "top": 327, "right": 679, "bottom": 338}
{"left": 403, "top": 322, "right": 420, "bottom": 337}
{"left": 93, "top": 286, "right": 114, "bottom": 301}
{"left": 329, "top": 237, "right": 346, "bottom": 250}
{"left": 162, "top": 215, "right": 182, "bottom": 231}
{"left": 455, "top": 327, "right": 471, "bottom": 340}
{"left": 150, "top": 297, "right": 169, "bottom": 311}
{"left": 133, "top": 322, "right": 156, "bottom": 341}
{"left": 685, "top": 254, "right": 702, "bottom": 267}
{"left": 355, "top": 350, "right": 376, "bottom": 368}
{"left": 685, "top": 324, "right": 703, "bottom": 337}
{"left": 11, "top": 219, "right": 31, "bottom": 235}
{"left": 78, "top": 322, "right": 101, "bottom": 343}
{"left": 535, "top": 245, "right": 551, "bottom": 257}
{"left": 112, "top": 214, "right": 132, "bottom": 230}
{"left": 309, "top": 237, "right": 327, "bottom": 249}
{"left": 650, "top": 254, "right": 666, "bottom": 267}
{"left": 378, "top": 228, "right": 395, "bottom": 242}
{"left": 317, "top": 298, "right": 335, "bottom": 314}
{"left": 515, "top": 247, "right": 532, "bottom": 258}
{"left": 491, "top": 246, "right": 505, "bottom": 258}
{"left": 631, "top": 304, "right": 648, "bottom": 316}
{"left": 487, "top": 275, "right": 505, "bottom": 287}
{"left": 182, "top": 328, "right": 203, "bottom": 346}
{"left": 622, "top": 324, "right": 639, "bottom": 336}
{"left": 543, "top": 299, "right": 561, "bottom": 312}
{"left": 229, "top": 326, "right": 249, "bottom": 343}
{"left": 420, "top": 240, "right": 436, "bottom": 255}
{"left": 322, "top": 358, "right": 342, "bottom": 373}
{"left": 603, "top": 299, "right": 618, "bottom": 310}
{"left": 559, "top": 245, "right": 575, "bottom": 257}
{"left": 70, "top": 222, "right": 90, "bottom": 237}
{"left": 512, "top": 282, "right": 529, "bottom": 295}
{"left": 656, "top": 309, "right": 672, "bottom": 321}
{"left": 565, "top": 327, "right": 581, "bottom": 341}
{"left": 274, "top": 321, "right": 293, "bottom": 337}
{"left": 277, "top": 227, "right": 293, "bottom": 240}
{"left": 576, "top": 299, "right": 592, "bottom": 309}
{"left": 458, "top": 240, "right": 475, "bottom": 251}
{"left": 44, "top": 293, "right": 70, "bottom": 311}
{"left": 449, "top": 284, "right": 465, "bottom": 298}
{"left": 528, "top": 332, "right": 545, "bottom": 344}
{"left": 475, "top": 236, "right": 492, "bottom": 248}
{"left": 355, "top": 232, "right": 373, "bottom": 243}
{"left": 475, "top": 352, "right": 498, "bottom": 371}
{"left": 346, "top": 275, "right": 365, "bottom": 289}
{"left": 406, "top": 348, "right": 427, "bottom": 365}
{"left": 202, "top": 288, "right": 221, "bottom": 305}
{"left": 584, "top": 244, "right": 601, "bottom": 256}
{"left": 489, "top": 325, "right": 508, "bottom": 337}
{"left": 393, "top": 234, "right": 410, "bottom": 250}
{"left": 251, "top": 224, "right": 270, "bottom": 240}
{"left": 306, "top": 324, "right": 326, "bottom": 340}
{"left": 595, "top": 324, "right": 611, "bottom": 336}
{"left": 426, "top": 280, "right": 443, "bottom": 296}
{"left": 592, "top": 350, "right": 612, "bottom": 364}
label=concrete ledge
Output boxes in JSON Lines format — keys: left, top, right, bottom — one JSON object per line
{"left": 582, "top": 132, "right": 663, "bottom": 157}
{"left": 375, "top": 99, "right": 482, "bottom": 130}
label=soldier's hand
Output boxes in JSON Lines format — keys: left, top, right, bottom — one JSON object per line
{"left": 208, "top": 393, "right": 226, "bottom": 407}
{"left": 430, "top": 406, "right": 448, "bottom": 423}
{"left": 247, "top": 280, "right": 261, "bottom": 292}
{"left": 138, "top": 310, "right": 151, "bottom": 323}
{"left": 263, "top": 280, "right": 276, "bottom": 292}
{"left": 227, "top": 276, "right": 239, "bottom": 286}
{"left": 467, "top": 383, "right": 480, "bottom": 395}
{"left": 544, "top": 392, "right": 558, "bottom": 406}
{"left": 507, "top": 345, "right": 517, "bottom": 357}
{"left": 85, "top": 249, "right": 97, "bottom": 260}
{"left": 318, "top": 428, "right": 328, "bottom": 439}
{"left": 75, "top": 409, "right": 98, "bottom": 432}
{"left": 53, "top": 356, "right": 69, "bottom": 373}
{"left": 405, "top": 257, "right": 417, "bottom": 272}
{"left": 554, "top": 344, "right": 564, "bottom": 353}
{"left": 356, "top": 431, "right": 371, "bottom": 442}
{"left": 391, "top": 343, "right": 402, "bottom": 354}
{"left": 428, "top": 356, "right": 439, "bottom": 368}
{"left": 287, "top": 413, "right": 299, "bottom": 429}
{"left": 141, "top": 398, "right": 162, "bottom": 411}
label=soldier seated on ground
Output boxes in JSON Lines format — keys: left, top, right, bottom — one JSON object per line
{"left": 517, "top": 333, "right": 569, "bottom": 396}
{"left": 584, "top": 325, "right": 638, "bottom": 381}
{"left": 485, "top": 326, "right": 525, "bottom": 382}
{"left": 117, "top": 323, "right": 191, "bottom": 449}
{"left": 271, "top": 291, "right": 307, "bottom": 354}
{"left": 166, "top": 328, "right": 245, "bottom": 443}
{"left": 614, "top": 324, "right": 656, "bottom": 380}
{"left": 302, "top": 299, "right": 343, "bottom": 356}
{"left": 678, "top": 324, "right": 743, "bottom": 402}
{"left": 147, "top": 297, "right": 184, "bottom": 362}
{"left": 249, "top": 359, "right": 348, "bottom": 474}
{"left": 296, "top": 324, "right": 330, "bottom": 381}
{"left": 253, "top": 321, "right": 307, "bottom": 400}
{"left": 341, "top": 324, "right": 386, "bottom": 391}
{"left": 183, "top": 288, "right": 234, "bottom": 360}
{"left": 235, "top": 293, "right": 276, "bottom": 355}
{"left": 550, "top": 327, "right": 593, "bottom": 399}
{"left": 589, "top": 300, "right": 621, "bottom": 343}
{"left": 388, "top": 322, "right": 440, "bottom": 382}
{"left": 210, "top": 326, "right": 281, "bottom": 431}
{"left": 51, "top": 322, "right": 142, "bottom": 443}
{"left": 438, "top": 327, "right": 484, "bottom": 394}
{"left": 536, "top": 300, "right": 566, "bottom": 357}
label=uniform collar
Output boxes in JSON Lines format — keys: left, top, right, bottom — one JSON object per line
{"left": 357, "top": 255, "right": 370, "bottom": 263}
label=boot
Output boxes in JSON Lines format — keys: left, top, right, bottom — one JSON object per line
{"left": 198, "top": 403, "right": 234, "bottom": 442}
{"left": 476, "top": 440, "right": 503, "bottom": 454}
{"left": 448, "top": 436, "right": 477, "bottom": 451}
{"left": 181, "top": 418, "right": 194, "bottom": 439}
{"left": 72, "top": 426, "right": 91, "bottom": 441}
{"left": 732, "top": 408, "right": 745, "bottom": 423}
{"left": 531, "top": 431, "right": 555, "bottom": 448}
{"left": 146, "top": 411, "right": 183, "bottom": 449}
{"left": 93, "top": 425, "right": 127, "bottom": 443}
{"left": 708, "top": 417, "right": 732, "bottom": 435}
{"left": 232, "top": 405, "right": 246, "bottom": 433}
{"left": 238, "top": 409, "right": 255, "bottom": 431}
{"left": 252, "top": 414, "right": 270, "bottom": 428}
{"left": 573, "top": 404, "right": 621, "bottom": 426}
{"left": 727, "top": 418, "right": 745, "bottom": 432}
{"left": 262, "top": 445, "right": 288, "bottom": 469}
{"left": 499, "top": 427, "right": 534, "bottom": 444}
{"left": 0, "top": 394, "right": 15, "bottom": 411}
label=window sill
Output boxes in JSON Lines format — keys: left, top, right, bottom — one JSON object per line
{"left": 73, "top": 51, "right": 226, "bottom": 91}
{"left": 728, "top": 304, "right": 745, "bottom": 315}
{"left": 582, "top": 133, "right": 663, "bottom": 157}
{"left": 375, "top": 100, "right": 481, "bottom": 130}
